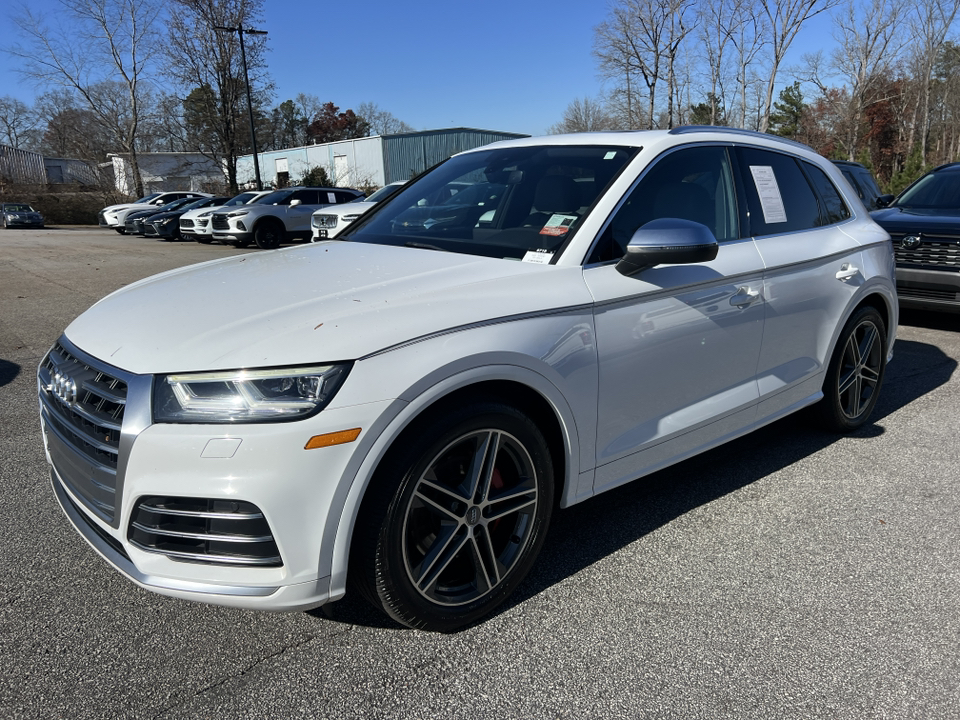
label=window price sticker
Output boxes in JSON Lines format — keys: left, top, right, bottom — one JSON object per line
{"left": 522, "top": 249, "right": 554, "bottom": 264}
{"left": 539, "top": 214, "right": 578, "bottom": 236}
{"left": 749, "top": 165, "right": 787, "bottom": 224}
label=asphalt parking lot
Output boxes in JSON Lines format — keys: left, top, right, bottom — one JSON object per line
{"left": 2, "top": 227, "right": 959, "bottom": 719}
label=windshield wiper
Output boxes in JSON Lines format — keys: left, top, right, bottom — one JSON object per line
{"left": 405, "top": 242, "right": 448, "bottom": 252}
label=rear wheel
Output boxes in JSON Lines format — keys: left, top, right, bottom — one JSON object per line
{"left": 352, "top": 401, "right": 554, "bottom": 631}
{"left": 254, "top": 220, "right": 284, "bottom": 249}
{"left": 816, "top": 306, "right": 887, "bottom": 432}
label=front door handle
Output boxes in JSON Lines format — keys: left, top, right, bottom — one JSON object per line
{"left": 730, "top": 286, "right": 761, "bottom": 307}
{"left": 836, "top": 264, "right": 860, "bottom": 281}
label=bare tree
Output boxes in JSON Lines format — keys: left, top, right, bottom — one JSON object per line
{"left": 595, "top": 0, "right": 670, "bottom": 129}
{"left": 548, "top": 97, "right": 616, "bottom": 133}
{"left": 909, "top": 0, "right": 960, "bottom": 158}
{"left": 758, "top": 0, "right": 841, "bottom": 132}
{"left": 164, "top": 0, "right": 271, "bottom": 193}
{"left": 0, "top": 96, "right": 39, "bottom": 149}
{"left": 7, "top": 0, "right": 160, "bottom": 196}
{"left": 726, "top": 0, "right": 767, "bottom": 128}
{"left": 665, "top": 0, "right": 698, "bottom": 127}
{"left": 356, "top": 102, "right": 414, "bottom": 135}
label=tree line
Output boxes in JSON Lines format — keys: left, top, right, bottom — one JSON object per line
{"left": 552, "top": 0, "right": 960, "bottom": 193}
{"left": 1, "top": 0, "right": 412, "bottom": 195}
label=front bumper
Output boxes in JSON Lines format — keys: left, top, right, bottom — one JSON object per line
{"left": 896, "top": 266, "right": 960, "bottom": 313}
{"left": 40, "top": 343, "right": 394, "bottom": 611}
{"left": 145, "top": 222, "right": 179, "bottom": 239}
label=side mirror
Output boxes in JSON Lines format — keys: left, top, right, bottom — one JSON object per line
{"left": 615, "top": 218, "right": 719, "bottom": 277}
{"left": 874, "top": 194, "right": 894, "bottom": 209}
{"left": 289, "top": 199, "right": 302, "bottom": 207}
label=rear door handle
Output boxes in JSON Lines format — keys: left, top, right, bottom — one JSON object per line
{"left": 730, "top": 286, "right": 761, "bottom": 307}
{"left": 836, "top": 264, "right": 860, "bottom": 281}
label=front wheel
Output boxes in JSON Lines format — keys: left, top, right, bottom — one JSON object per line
{"left": 254, "top": 220, "right": 284, "bottom": 249}
{"left": 816, "top": 306, "right": 887, "bottom": 432}
{"left": 352, "top": 401, "right": 554, "bottom": 631}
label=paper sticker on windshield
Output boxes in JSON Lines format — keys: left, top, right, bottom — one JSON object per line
{"left": 539, "top": 214, "right": 578, "bottom": 236}
{"left": 327, "top": 192, "right": 336, "bottom": 203}
{"left": 522, "top": 249, "right": 554, "bottom": 264}
{"left": 749, "top": 166, "right": 787, "bottom": 224}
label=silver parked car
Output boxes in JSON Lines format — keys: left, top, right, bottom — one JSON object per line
{"left": 39, "top": 128, "right": 896, "bottom": 631}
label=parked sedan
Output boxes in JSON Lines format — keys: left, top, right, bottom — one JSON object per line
{"left": 2, "top": 203, "right": 45, "bottom": 228}
{"left": 124, "top": 197, "right": 207, "bottom": 235}
{"left": 871, "top": 162, "right": 960, "bottom": 312}
{"left": 143, "top": 196, "right": 230, "bottom": 241}
{"left": 38, "top": 128, "right": 896, "bottom": 631}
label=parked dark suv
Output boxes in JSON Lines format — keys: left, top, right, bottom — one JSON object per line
{"left": 871, "top": 162, "right": 960, "bottom": 312}
{"left": 833, "top": 161, "right": 891, "bottom": 211}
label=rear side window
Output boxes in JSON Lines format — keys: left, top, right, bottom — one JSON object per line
{"left": 803, "top": 162, "right": 850, "bottom": 225}
{"left": 292, "top": 190, "right": 320, "bottom": 204}
{"left": 737, "top": 147, "right": 820, "bottom": 236}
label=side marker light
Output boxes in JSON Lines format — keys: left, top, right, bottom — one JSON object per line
{"left": 305, "top": 428, "right": 362, "bottom": 450}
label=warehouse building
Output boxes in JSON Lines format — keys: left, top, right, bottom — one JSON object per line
{"left": 236, "top": 127, "right": 528, "bottom": 190}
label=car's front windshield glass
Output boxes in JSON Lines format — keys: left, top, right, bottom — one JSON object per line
{"left": 225, "top": 192, "right": 256, "bottom": 206}
{"left": 897, "top": 171, "right": 960, "bottom": 209}
{"left": 255, "top": 190, "right": 294, "bottom": 205}
{"left": 181, "top": 198, "right": 213, "bottom": 211}
{"left": 135, "top": 193, "right": 161, "bottom": 203}
{"left": 365, "top": 183, "right": 404, "bottom": 203}
{"left": 348, "top": 145, "right": 637, "bottom": 260}
{"left": 4, "top": 204, "right": 33, "bottom": 212}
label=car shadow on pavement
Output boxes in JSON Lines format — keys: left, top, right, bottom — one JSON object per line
{"left": 899, "top": 309, "right": 959, "bottom": 332}
{"left": 0, "top": 359, "right": 21, "bottom": 388}
{"left": 315, "top": 338, "right": 956, "bottom": 631}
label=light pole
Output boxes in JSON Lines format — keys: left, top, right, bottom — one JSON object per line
{"left": 213, "top": 24, "right": 267, "bottom": 191}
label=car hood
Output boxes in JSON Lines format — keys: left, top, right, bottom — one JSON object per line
{"left": 64, "top": 242, "right": 591, "bottom": 375}
{"left": 315, "top": 201, "right": 376, "bottom": 218}
{"left": 870, "top": 206, "right": 960, "bottom": 233}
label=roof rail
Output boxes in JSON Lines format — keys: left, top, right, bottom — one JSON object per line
{"left": 668, "top": 125, "right": 814, "bottom": 152}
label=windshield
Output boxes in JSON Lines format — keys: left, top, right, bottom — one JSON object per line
{"left": 365, "top": 183, "right": 405, "bottom": 203}
{"left": 3, "top": 204, "right": 34, "bottom": 212}
{"left": 254, "top": 189, "right": 294, "bottom": 205}
{"left": 348, "top": 145, "right": 637, "bottom": 260}
{"left": 134, "top": 193, "right": 161, "bottom": 203}
{"left": 180, "top": 197, "right": 216, "bottom": 212}
{"left": 224, "top": 192, "right": 258, "bottom": 207}
{"left": 896, "top": 170, "right": 960, "bottom": 209}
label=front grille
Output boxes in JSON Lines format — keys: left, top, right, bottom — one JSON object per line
{"left": 212, "top": 214, "right": 230, "bottom": 230}
{"left": 312, "top": 214, "right": 338, "bottom": 229}
{"left": 179, "top": 218, "right": 194, "bottom": 228}
{"left": 892, "top": 233, "right": 960, "bottom": 270}
{"left": 143, "top": 223, "right": 159, "bottom": 237}
{"left": 98, "top": 211, "right": 108, "bottom": 226}
{"left": 39, "top": 342, "right": 128, "bottom": 523}
{"left": 129, "top": 497, "right": 283, "bottom": 567}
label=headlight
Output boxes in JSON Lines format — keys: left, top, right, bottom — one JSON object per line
{"left": 226, "top": 210, "right": 249, "bottom": 218}
{"left": 199, "top": 210, "right": 214, "bottom": 217}
{"left": 159, "top": 217, "right": 176, "bottom": 225}
{"left": 154, "top": 364, "right": 351, "bottom": 423}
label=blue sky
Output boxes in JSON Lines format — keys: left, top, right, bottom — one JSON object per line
{"left": 2, "top": 0, "right": 835, "bottom": 137}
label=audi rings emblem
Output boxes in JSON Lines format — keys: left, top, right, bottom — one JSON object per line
{"left": 901, "top": 235, "right": 922, "bottom": 249}
{"left": 50, "top": 370, "right": 78, "bottom": 405}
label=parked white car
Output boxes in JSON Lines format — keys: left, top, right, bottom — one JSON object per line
{"left": 310, "top": 181, "right": 405, "bottom": 240}
{"left": 98, "top": 192, "right": 213, "bottom": 233}
{"left": 179, "top": 190, "right": 271, "bottom": 243}
{"left": 211, "top": 186, "right": 364, "bottom": 249}
{"left": 40, "top": 128, "right": 897, "bottom": 631}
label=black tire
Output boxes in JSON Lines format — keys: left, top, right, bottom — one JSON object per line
{"left": 351, "top": 401, "right": 554, "bottom": 631}
{"left": 816, "top": 306, "right": 887, "bottom": 432}
{"left": 254, "top": 220, "right": 284, "bottom": 249}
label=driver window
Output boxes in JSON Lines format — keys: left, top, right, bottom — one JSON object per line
{"left": 589, "top": 145, "right": 739, "bottom": 264}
